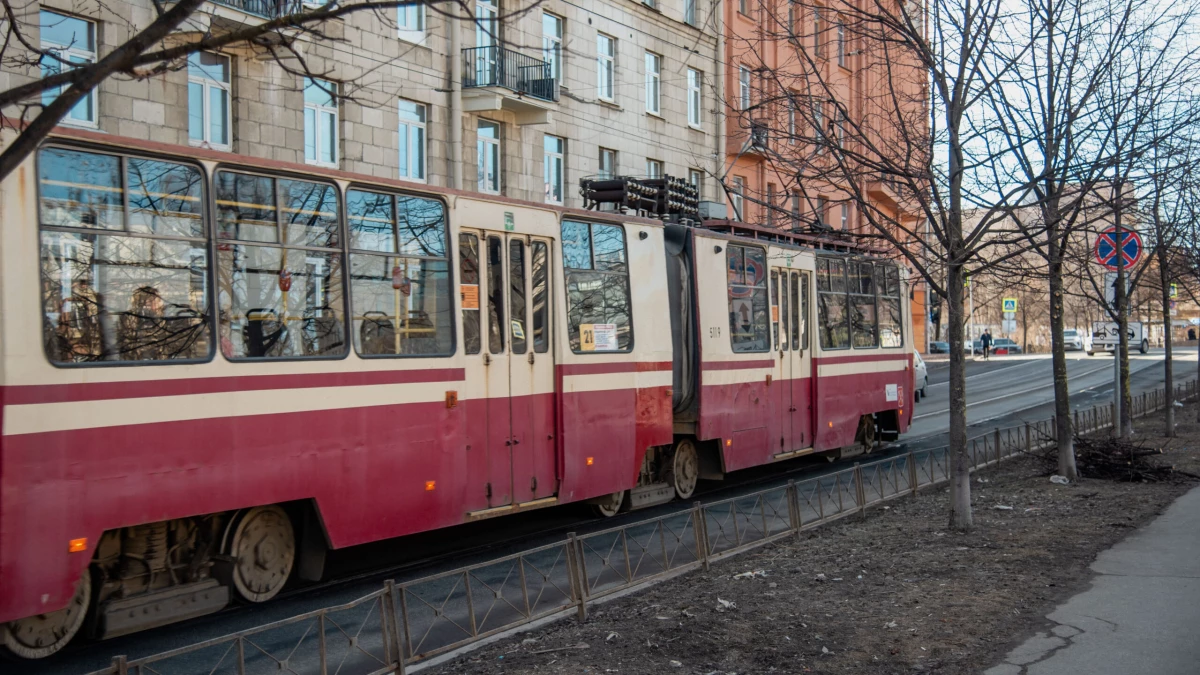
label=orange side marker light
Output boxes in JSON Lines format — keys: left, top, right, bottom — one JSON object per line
{"left": 586, "top": 457, "right": 594, "bottom": 466}
{"left": 68, "top": 538, "right": 87, "bottom": 553}
{"left": 725, "top": 439, "right": 732, "bottom": 447}
{"left": 425, "top": 481, "right": 436, "bottom": 491}
{"left": 828, "top": 421, "right": 834, "bottom": 428}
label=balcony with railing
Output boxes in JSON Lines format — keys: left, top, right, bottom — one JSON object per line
{"left": 461, "top": 46, "right": 558, "bottom": 125}
{"left": 209, "top": 0, "right": 306, "bottom": 18}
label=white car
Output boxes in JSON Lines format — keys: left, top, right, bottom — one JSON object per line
{"left": 913, "top": 351, "right": 928, "bottom": 402}
{"left": 1063, "top": 329, "right": 1090, "bottom": 352}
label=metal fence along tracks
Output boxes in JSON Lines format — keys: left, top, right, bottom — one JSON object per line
{"left": 90, "top": 380, "right": 1200, "bottom": 675}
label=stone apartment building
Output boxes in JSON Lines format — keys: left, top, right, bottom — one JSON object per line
{"left": 2, "top": 0, "right": 721, "bottom": 207}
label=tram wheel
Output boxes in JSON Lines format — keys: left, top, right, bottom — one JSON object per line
{"left": 223, "top": 505, "right": 295, "bottom": 603}
{"left": 666, "top": 439, "right": 700, "bottom": 500}
{"left": 589, "top": 490, "right": 625, "bottom": 518}
{"left": 1, "top": 569, "right": 91, "bottom": 659}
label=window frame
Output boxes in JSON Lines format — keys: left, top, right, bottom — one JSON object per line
{"left": 39, "top": 10, "right": 97, "bottom": 128}
{"left": 727, "top": 243, "right": 770, "bottom": 354}
{"left": 816, "top": 256, "right": 852, "bottom": 351}
{"left": 561, "top": 220, "right": 636, "bottom": 354}
{"left": 878, "top": 262, "right": 905, "bottom": 348}
{"left": 731, "top": 176, "right": 745, "bottom": 220}
{"left": 188, "top": 51, "right": 232, "bottom": 151}
{"left": 738, "top": 66, "right": 752, "bottom": 110}
{"left": 477, "top": 119, "right": 502, "bottom": 194}
{"left": 645, "top": 51, "right": 662, "bottom": 115}
{"left": 597, "top": 33, "right": 616, "bottom": 102}
{"left": 684, "top": 0, "right": 698, "bottom": 25}
{"left": 304, "top": 77, "right": 339, "bottom": 168}
{"left": 687, "top": 68, "right": 703, "bottom": 127}
{"left": 398, "top": 99, "right": 428, "bottom": 183}
{"left": 850, "top": 260, "right": 879, "bottom": 349}
{"left": 646, "top": 158, "right": 663, "bottom": 179}
{"left": 837, "top": 20, "right": 848, "bottom": 67}
{"left": 397, "top": 2, "right": 427, "bottom": 43}
{"left": 544, "top": 134, "right": 565, "bottom": 205}
{"left": 35, "top": 143, "right": 215, "bottom": 368}
{"left": 542, "top": 12, "right": 563, "bottom": 81}
{"left": 689, "top": 169, "right": 704, "bottom": 200}
{"left": 599, "top": 147, "right": 617, "bottom": 179}
{"left": 212, "top": 166, "right": 349, "bottom": 362}
{"left": 346, "top": 184, "right": 455, "bottom": 359}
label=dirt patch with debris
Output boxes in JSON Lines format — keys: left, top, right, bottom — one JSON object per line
{"left": 429, "top": 402, "right": 1200, "bottom": 675}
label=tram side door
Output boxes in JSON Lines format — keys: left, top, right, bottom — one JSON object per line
{"left": 791, "top": 270, "right": 814, "bottom": 449}
{"left": 771, "top": 269, "right": 793, "bottom": 454}
{"left": 461, "top": 231, "right": 556, "bottom": 510}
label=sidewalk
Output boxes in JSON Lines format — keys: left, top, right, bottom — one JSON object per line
{"left": 986, "top": 485, "right": 1200, "bottom": 675}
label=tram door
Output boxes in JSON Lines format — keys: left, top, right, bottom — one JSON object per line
{"left": 770, "top": 270, "right": 792, "bottom": 454}
{"left": 461, "top": 231, "right": 557, "bottom": 509}
{"left": 790, "top": 270, "right": 813, "bottom": 449}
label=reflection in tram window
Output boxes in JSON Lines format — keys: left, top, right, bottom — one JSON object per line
{"left": 460, "top": 234, "right": 482, "bottom": 355}
{"left": 727, "top": 244, "right": 769, "bottom": 352}
{"left": 510, "top": 239, "right": 527, "bottom": 354}
{"left": 817, "top": 257, "right": 851, "bottom": 350}
{"left": 561, "top": 221, "right": 633, "bottom": 352}
{"left": 531, "top": 241, "right": 549, "bottom": 353}
{"left": 37, "top": 147, "right": 210, "bottom": 364}
{"left": 487, "top": 236, "right": 505, "bottom": 354}
{"left": 347, "top": 188, "right": 451, "bottom": 357}
{"left": 878, "top": 264, "right": 904, "bottom": 347}
{"left": 215, "top": 170, "right": 346, "bottom": 359}
{"left": 850, "top": 261, "right": 878, "bottom": 348}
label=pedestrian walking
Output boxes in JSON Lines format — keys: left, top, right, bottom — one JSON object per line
{"left": 980, "top": 329, "right": 993, "bottom": 361}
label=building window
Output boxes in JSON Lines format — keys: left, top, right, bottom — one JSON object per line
{"left": 687, "top": 68, "right": 703, "bottom": 127}
{"left": 767, "top": 184, "right": 776, "bottom": 226}
{"left": 813, "top": 100, "right": 825, "bottom": 152}
{"left": 39, "top": 10, "right": 96, "bottom": 126}
{"left": 738, "top": 0, "right": 749, "bottom": 15}
{"left": 816, "top": 196, "right": 827, "bottom": 227}
{"left": 878, "top": 263, "right": 904, "bottom": 347}
{"left": 214, "top": 171, "right": 345, "bottom": 359}
{"left": 739, "top": 66, "right": 751, "bottom": 110}
{"left": 836, "top": 109, "right": 846, "bottom": 147}
{"left": 689, "top": 168, "right": 704, "bottom": 200}
{"left": 544, "top": 134, "right": 565, "bottom": 204}
{"left": 188, "top": 52, "right": 231, "bottom": 149}
{"left": 727, "top": 244, "right": 769, "bottom": 352}
{"left": 397, "top": 2, "right": 426, "bottom": 42}
{"left": 814, "top": 7, "right": 824, "bottom": 57}
{"left": 645, "top": 0, "right": 657, "bottom": 9}
{"left": 37, "top": 147, "right": 210, "bottom": 364}
{"left": 347, "top": 189, "right": 452, "bottom": 356}
{"left": 478, "top": 119, "right": 501, "bottom": 194}
{"left": 645, "top": 52, "right": 661, "bottom": 115}
{"left": 731, "top": 176, "right": 746, "bottom": 220}
{"left": 543, "top": 13, "right": 563, "bottom": 81}
{"left": 646, "top": 158, "right": 663, "bottom": 178}
{"left": 685, "top": 0, "right": 697, "bottom": 25}
{"left": 597, "top": 34, "right": 616, "bottom": 101}
{"left": 304, "top": 77, "right": 338, "bottom": 167}
{"left": 599, "top": 148, "right": 617, "bottom": 179}
{"left": 817, "top": 257, "right": 850, "bottom": 350}
{"left": 398, "top": 100, "right": 427, "bottom": 182}
{"left": 562, "top": 220, "right": 634, "bottom": 352}
{"left": 837, "top": 21, "right": 847, "bottom": 66}
{"left": 788, "top": 93, "right": 797, "bottom": 142}
{"left": 791, "top": 192, "right": 801, "bottom": 221}
{"left": 841, "top": 203, "right": 850, "bottom": 230}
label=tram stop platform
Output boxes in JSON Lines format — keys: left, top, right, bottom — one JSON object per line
{"left": 985, "top": 485, "right": 1200, "bottom": 675}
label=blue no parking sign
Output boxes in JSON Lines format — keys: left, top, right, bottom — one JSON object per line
{"left": 1095, "top": 227, "right": 1143, "bottom": 270}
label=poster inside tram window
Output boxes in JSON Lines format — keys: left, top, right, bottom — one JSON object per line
{"left": 580, "top": 323, "right": 618, "bottom": 351}
{"left": 461, "top": 284, "right": 479, "bottom": 309}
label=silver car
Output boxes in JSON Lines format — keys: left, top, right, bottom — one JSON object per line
{"left": 913, "top": 351, "right": 929, "bottom": 402}
{"left": 1063, "top": 329, "right": 1090, "bottom": 351}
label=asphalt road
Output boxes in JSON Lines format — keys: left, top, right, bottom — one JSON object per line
{"left": 19, "top": 350, "right": 1198, "bottom": 675}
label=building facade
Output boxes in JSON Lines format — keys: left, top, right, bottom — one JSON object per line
{"left": 2, "top": 0, "right": 721, "bottom": 208}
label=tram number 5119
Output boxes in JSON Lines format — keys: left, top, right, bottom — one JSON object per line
{"left": 709, "top": 326, "right": 721, "bottom": 338}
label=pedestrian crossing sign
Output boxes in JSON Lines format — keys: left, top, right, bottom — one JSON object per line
{"left": 1002, "top": 298, "right": 1017, "bottom": 312}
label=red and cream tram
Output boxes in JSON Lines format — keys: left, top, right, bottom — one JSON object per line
{"left": 0, "top": 129, "right": 912, "bottom": 658}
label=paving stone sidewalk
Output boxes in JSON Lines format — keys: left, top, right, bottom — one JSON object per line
{"left": 986, "top": 484, "right": 1200, "bottom": 675}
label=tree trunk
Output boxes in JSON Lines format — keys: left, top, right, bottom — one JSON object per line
{"left": 947, "top": 261, "right": 973, "bottom": 531}
{"left": 1156, "top": 239, "right": 1175, "bottom": 437}
{"left": 1047, "top": 236, "right": 1077, "bottom": 479}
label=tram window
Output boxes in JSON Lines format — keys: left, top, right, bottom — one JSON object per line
{"left": 727, "top": 244, "right": 769, "bottom": 353}
{"left": 487, "top": 236, "right": 505, "bottom": 354}
{"left": 798, "top": 272, "right": 809, "bottom": 350}
{"left": 216, "top": 170, "right": 346, "bottom": 359}
{"left": 817, "top": 257, "right": 850, "bottom": 350}
{"left": 790, "top": 271, "right": 801, "bottom": 350}
{"left": 562, "top": 220, "right": 633, "bottom": 352}
{"left": 770, "top": 271, "right": 780, "bottom": 350}
{"left": 38, "top": 147, "right": 210, "bottom": 364}
{"left": 510, "top": 240, "right": 528, "bottom": 354}
{"left": 460, "top": 234, "right": 482, "bottom": 354}
{"left": 346, "top": 188, "right": 452, "bottom": 357}
{"left": 851, "top": 261, "right": 879, "bottom": 348}
{"left": 531, "top": 241, "right": 550, "bottom": 353}
{"left": 780, "top": 272, "right": 789, "bottom": 352}
{"left": 879, "top": 263, "right": 904, "bottom": 347}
